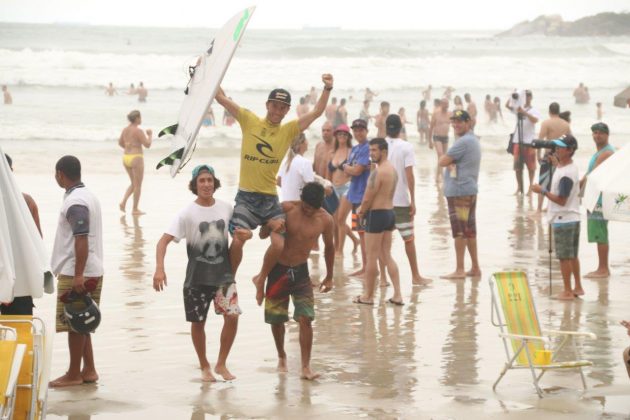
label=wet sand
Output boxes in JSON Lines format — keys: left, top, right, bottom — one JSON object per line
{"left": 5, "top": 135, "right": 630, "bottom": 419}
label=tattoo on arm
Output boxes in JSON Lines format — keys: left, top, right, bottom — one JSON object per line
{"left": 368, "top": 169, "right": 377, "bottom": 189}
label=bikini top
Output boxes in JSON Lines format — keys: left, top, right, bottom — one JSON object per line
{"left": 328, "top": 159, "right": 348, "bottom": 173}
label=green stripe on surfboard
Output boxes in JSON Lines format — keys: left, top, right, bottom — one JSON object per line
{"left": 233, "top": 9, "right": 250, "bottom": 41}
{"left": 156, "top": 147, "right": 184, "bottom": 170}
{"left": 158, "top": 123, "right": 178, "bottom": 138}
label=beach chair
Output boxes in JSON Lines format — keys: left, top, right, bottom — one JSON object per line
{"left": 1, "top": 326, "right": 26, "bottom": 420}
{"left": 0, "top": 316, "right": 50, "bottom": 420}
{"left": 489, "top": 271, "right": 596, "bottom": 397}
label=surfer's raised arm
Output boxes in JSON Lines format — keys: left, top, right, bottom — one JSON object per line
{"left": 298, "top": 74, "right": 333, "bottom": 132}
{"left": 215, "top": 87, "right": 240, "bottom": 120}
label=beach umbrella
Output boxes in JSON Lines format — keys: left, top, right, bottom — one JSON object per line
{"left": 613, "top": 86, "right": 630, "bottom": 108}
{"left": 583, "top": 142, "right": 630, "bottom": 222}
{"left": 0, "top": 146, "right": 52, "bottom": 303}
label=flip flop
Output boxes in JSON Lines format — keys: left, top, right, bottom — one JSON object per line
{"left": 387, "top": 298, "right": 404, "bottom": 306}
{"left": 353, "top": 296, "right": 374, "bottom": 305}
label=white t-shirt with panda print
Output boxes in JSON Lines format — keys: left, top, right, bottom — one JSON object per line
{"left": 166, "top": 199, "right": 233, "bottom": 288}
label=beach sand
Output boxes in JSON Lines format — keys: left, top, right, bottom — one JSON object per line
{"left": 6, "top": 135, "right": 630, "bottom": 419}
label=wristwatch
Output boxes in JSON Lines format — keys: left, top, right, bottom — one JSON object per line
{"left": 324, "top": 86, "right": 333, "bottom": 91}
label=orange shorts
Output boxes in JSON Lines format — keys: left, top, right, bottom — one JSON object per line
{"left": 513, "top": 144, "right": 536, "bottom": 171}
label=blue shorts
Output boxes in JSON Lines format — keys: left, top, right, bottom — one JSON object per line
{"left": 229, "top": 190, "right": 285, "bottom": 234}
{"left": 363, "top": 209, "right": 395, "bottom": 233}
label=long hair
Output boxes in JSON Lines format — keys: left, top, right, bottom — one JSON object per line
{"left": 334, "top": 130, "right": 353, "bottom": 152}
{"left": 285, "top": 133, "right": 306, "bottom": 173}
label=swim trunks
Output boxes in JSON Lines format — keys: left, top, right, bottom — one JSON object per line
{"left": 587, "top": 210, "right": 608, "bottom": 244}
{"left": 0, "top": 296, "right": 34, "bottom": 316}
{"left": 433, "top": 135, "right": 449, "bottom": 144}
{"left": 55, "top": 275, "right": 102, "bottom": 333}
{"left": 513, "top": 144, "right": 536, "bottom": 171}
{"left": 393, "top": 206, "right": 414, "bottom": 242}
{"left": 351, "top": 204, "right": 364, "bottom": 233}
{"left": 363, "top": 209, "right": 395, "bottom": 234}
{"left": 183, "top": 283, "right": 241, "bottom": 322}
{"left": 122, "top": 154, "right": 143, "bottom": 168}
{"left": 265, "top": 263, "right": 314, "bottom": 324}
{"left": 229, "top": 190, "right": 285, "bottom": 234}
{"left": 446, "top": 195, "right": 477, "bottom": 239}
{"left": 553, "top": 221, "right": 580, "bottom": 259}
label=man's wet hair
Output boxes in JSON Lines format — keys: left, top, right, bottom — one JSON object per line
{"left": 55, "top": 155, "right": 81, "bottom": 181}
{"left": 369, "top": 137, "right": 388, "bottom": 151}
{"left": 380, "top": 101, "right": 390, "bottom": 109}
{"left": 549, "top": 102, "right": 560, "bottom": 115}
{"left": 189, "top": 172, "right": 221, "bottom": 195}
{"left": 300, "top": 182, "right": 324, "bottom": 209}
{"left": 4, "top": 153, "right": 12, "bottom": 170}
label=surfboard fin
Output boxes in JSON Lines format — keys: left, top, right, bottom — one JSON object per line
{"left": 158, "top": 124, "right": 178, "bottom": 137}
{"left": 156, "top": 147, "right": 184, "bottom": 170}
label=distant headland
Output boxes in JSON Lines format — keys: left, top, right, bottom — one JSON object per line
{"left": 497, "top": 12, "right": 630, "bottom": 37}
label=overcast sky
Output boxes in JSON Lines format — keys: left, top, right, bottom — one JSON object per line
{"left": 1, "top": 0, "right": 628, "bottom": 30}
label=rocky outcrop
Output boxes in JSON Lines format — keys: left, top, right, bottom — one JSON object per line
{"left": 497, "top": 13, "right": 630, "bottom": 37}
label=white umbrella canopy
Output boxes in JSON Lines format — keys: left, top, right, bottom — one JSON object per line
{"left": 0, "top": 146, "right": 52, "bottom": 303}
{"left": 583, "top": 142, "right": 630, "bottom": 222}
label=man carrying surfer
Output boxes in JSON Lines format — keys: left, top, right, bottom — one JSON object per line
{"left": 215, "top": 74, "right": 334, "bottom": 304}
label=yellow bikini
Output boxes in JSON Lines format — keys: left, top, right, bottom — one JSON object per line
{"left": 122, "top": 153, "right": 143, "bottom": 168}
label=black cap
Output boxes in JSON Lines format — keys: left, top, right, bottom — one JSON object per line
{"left": 350, "top": 118, "right": 368, "bottom": 129}
{"left": 385, "top": 114, "right": 402, "bottom": 130}
{"left": 590, "top": 122, "right": 609, "bottom": 134}
{"left": 267, "top": 88, "right": 291, "bottom": 106}
{"left": 450, "top": 110, "right": 471, "bottom": 122}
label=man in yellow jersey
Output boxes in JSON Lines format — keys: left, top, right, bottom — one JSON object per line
{"left": 215, "top": 74, "right": 334, "bottom": 305}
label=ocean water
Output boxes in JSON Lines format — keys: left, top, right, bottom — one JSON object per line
{"left": 1, "top": 22, "right": 629, "bottom": 144}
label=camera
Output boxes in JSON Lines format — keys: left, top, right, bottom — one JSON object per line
{"left": 508, "top": 89, "right": 526, "bottom": 113}
{"left": 530, "top": 139, "right": 555, "bottom": 150}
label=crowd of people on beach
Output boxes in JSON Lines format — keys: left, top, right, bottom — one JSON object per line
{"left": 2, "top": 74, "right": 628, "bottom": 390}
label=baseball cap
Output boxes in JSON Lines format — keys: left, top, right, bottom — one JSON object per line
{"left": 334, "top": 124, "right": 353, "bottom": 139}
{"left": 191, "top": 164, "right": 215, "bottom": 180}
{"left": 590, "top": 122, "right": 609, "bottom": 134}
{"left": 350, "top": 118, "right": 368, "bottom": 129}
{"left": 385, "top": 114, "right": 402, "bottom": 130}
{"left": 450, "top": 109, "right": 471, "bottom": 122}
{"left": 552, "top": 134, "right": 578, "bottom": 150}
{"left": 267, "top": 88, "right": 291, "bottom": 106}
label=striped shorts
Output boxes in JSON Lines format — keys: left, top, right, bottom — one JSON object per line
{"left": 56, "top": 275, "right": 102, "bottom": 333}
{"left": 394, "top": 206, "right": 414, "bottom": 242}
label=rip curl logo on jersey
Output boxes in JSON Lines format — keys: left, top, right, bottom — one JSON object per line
{"left": 253, "top": 135, "right": 274, "bottom": 158}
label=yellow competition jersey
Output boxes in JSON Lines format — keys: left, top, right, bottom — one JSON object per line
{"left": 236, "top": 108, "right": 300, "bottom": 195}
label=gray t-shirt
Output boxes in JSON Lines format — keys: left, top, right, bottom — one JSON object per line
{"left": 443, "top": 131, "right": 481, "bottom": 197}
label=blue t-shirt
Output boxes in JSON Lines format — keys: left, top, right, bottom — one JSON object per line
{"left": 443, "top": 132, "right": 481, "bottom": 197}
{"left": 346, "top": 141, "right": 371, "bottom": 204}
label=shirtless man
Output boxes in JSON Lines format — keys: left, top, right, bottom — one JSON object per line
{"left": 422, "top": 85, "right": 432, "bottom": 101}
{"left": 118, "top": 110, "right": 152, "bottom": 214}
{"left": 313, "top": 121, "right": 335, "bottom": 179}
{"left": 260, "top": 182, "right": 334, "bottom": 380}
{"left": 535, "top": 102, "right": 571, "bottom": 213}
{"left": 429, "top": 99, "right": 452, "bottom": 180}
{"left": 215, "top": 74, "right": 333, "bottom": 305}
{"left": 325, "top": 97, "right": 337, "bottom": 124}
{"left": 296, "top": 97, "right": 310, "bottom": 117}
{"left": 374, "top": 101, "right": 390, "bottom": 138}
{"left": 137, "top": 82, "right": 148, "bottom": 102}
{"left": 354, "top": 138, "right": 401, "bottom": 305}
{"left": 3, "top": 85, "right": 12, "bottom": 105}
{"left": 464, "top": 93, "right": 477, "bottom": 130}
{"left": 105, "top": 82, "right": 118, "bottom": 96}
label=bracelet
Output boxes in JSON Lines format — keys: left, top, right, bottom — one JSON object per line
{"left": 541, "top": 187, "right": 548, "bottom": 196}
{"left": 324, "top": 86, "right": 333, "bottom": 91}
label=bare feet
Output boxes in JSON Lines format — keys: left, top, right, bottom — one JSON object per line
{"left": 466, "top": 269, "right": 482, "bottom": 278}
{"left": 119, "top": 202, "right": 125, "bottom": 213}
{"left": 50, "top": 372, "right": 83, "bottom": 388}
{"left": 379, "top": 281, "right": 390, "bottom": 288}
{"left": 214, "top": 365, "right": 236, "bottom": 381}
{"left": 573, "top": 288, "right": 585, "bottom": 296}
{"left": 80, "top": 369, "right": 99, "bottom": 383}
{"left": 584, "top": 270, "right": 610, "bottom": 279}
{"left": 349, "top": 268, "right": 365, "bottom": 277}
{"left": 277, "top": 357, "right": 288, "bottom": 373}
{"left": 252, "top": 275, "right": 265, "bottom": 306}
{"left": 553, "top": 291, "right": 575, "bottom": 301}
{"left": 412, "top": 276, "right": 433, "bottom": 286}
{"left": 131, "top": 209, "right": 145, "bottom": 215}
{"left": 441, "top": 271, "right": 466, "bottom": 279}
{"left": 201, "top": 366, "right": 217, "bottom": 382}
{"left": 301, "top": 366, "right": 321, "bottom": 381}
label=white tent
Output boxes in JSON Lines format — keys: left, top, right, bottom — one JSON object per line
{"left": 0, "top": 146, "right": 52, "bottom": 303}
{"left": 583, "top": 142, "right": 630, "bottom": 222}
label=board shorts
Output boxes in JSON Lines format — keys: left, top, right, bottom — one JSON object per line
{"left": 513, "top": 144, "right": 536, "bottom": 171}
{"left": 183, "top": 283, "right": 241, "bottom": 322}
{"left": 265, "top": 263, "right": 314, "bottom": 325}
{"left": 538, "top": 156, "right": 553, "bottom": 189}
{"left": 56, "top": 275, "right": 102, "bottom": 333}
{"left": 393, "top": 206, "right": 414, "bottom": 242}
{"left": 553, "top": 221, "right": 580, "bottom": 259}
{"left": 433, "top": 135, "right": 449, "bottom": 144}
{"left": 363, "top": 209, "right": 395, "bottom": 233}
{"left": 447, "top": 195, "right": 477, "bottom": 239}
{"left": 587, "top": 210, "right": 608, "bottom": 244}
{"left": 333, "top": 182, "right": 350, "bottom": 199}
{"left": 0, "top": 296, "right": 34, "bottom": 316}
{"left": 229, "top": 190, "right": 285, "bottom": 234}
{"left": 351, "top": 204, "right": 365, "bottom": 233}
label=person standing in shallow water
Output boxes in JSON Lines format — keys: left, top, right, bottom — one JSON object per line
{"left": 119, "top": 110, "right": 152, "bottom": 215}
{"left": 153, "top": 165, "right": 249, "bottom": 382}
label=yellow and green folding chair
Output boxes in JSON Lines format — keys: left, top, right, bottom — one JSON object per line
{"left": 0, "top": 316, "right": 50, "bottom": 420}
{"left": 489, "top": 271, "right": 596, "bottom": 397}
{"left": 1, "top": 326, "right": 26, "bottom": 420}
